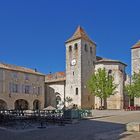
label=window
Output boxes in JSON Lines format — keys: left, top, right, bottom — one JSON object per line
{"left": 90, "top": 47, "right": 92, "bottom": 53}
{"left": 12, "top": 72, "right": 18, "bottom": 79}
{"left": 74, "top": 43, "right": 78, "bottom": 50}
{"left": 9, "top": 83, "right": 18, "bottom": 93}
{"left": 119, "top": 68, "right": 123, "bottom": 73}
{"left": 9, "top": 83, "right": 12, "bottom": 93}
{"left": 33, "top": 86, "right": 36, "bottom": 94}
{"left": 37, "top": 87, "right": 42, "bottom": 95}
{"left": 14, "top": 84, "right": 18, "bottom": 93}
{"left": 108, "top": 70, "right": 112, "bottom": 74}
{"left": 76, "top": 88, "right": 78, "bottom": 95}
{"left": 69, "top": 45, "right": 72, "bottom": 52}
{"left": 36, "top": 76, "right": 40, "bottom": 81}
{"left": 25, "top": 85, "right": 30, "bottom": 94}
{"left": 85, "top": 44, "right": 88, "bottom": 52}
{"left": 25, "top": 74, "right": 29, "bottom": 81}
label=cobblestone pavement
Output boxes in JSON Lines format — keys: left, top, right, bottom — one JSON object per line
{"left": 0, "top": 110, "right": 140, "bottom": 140}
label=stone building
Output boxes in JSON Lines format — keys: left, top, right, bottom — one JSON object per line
{"left": 95, "top": 56, "right": 127, "bottom": 109}
{"left": 131, "top": 40, "right": 140, "bottom": 106}
{"left": 45, "top": 72, "right": 65, "bottom": 109}
{"left": 0, "top": 63, "right": 45, "bottom": 110}
{"left": 0, "top": 26, "right": 130, "bottom": 110}
{"left": 45, "top": 26, "right": 127, "bottom": 109}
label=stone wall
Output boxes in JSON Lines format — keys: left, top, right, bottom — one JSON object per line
{"left": 65, "top": 39, "right": 82, "bottom": 107}
{"left": 131, "top": 47, "right": 140, "bottom": 106}
{"left": 0, "top": 68, "right": 45, "bottom": 110}
{"left": 131, "top": 48, "right": 140, "bottom": 74}
{"left": 65, "top": 38, "right": 96, "bottom": 109}
{"left": 81, "top": 39, "right": 96, "bottom": 109}
{"left": 45, "top": 81, "right": 65, "bottom": 108}
{"left": 95, "top": 62, "right": 126, "bottom": 109}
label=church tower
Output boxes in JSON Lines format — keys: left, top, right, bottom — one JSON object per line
{"left": 131, "top": 40, "right": 140, "bottom": 106}
{"left": 65, "top": 26, "right": 96, "bottom": 109}
{"left": 131, "top": 40, "right": 140, "bottom": 74}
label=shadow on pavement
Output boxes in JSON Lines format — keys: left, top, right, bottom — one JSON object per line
{"left": 0, "top": 119, "right": 132, "bottom": 140}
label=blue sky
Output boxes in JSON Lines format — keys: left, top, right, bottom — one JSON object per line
{"left": 0, "top": 0, "right": 140, "bottom": 75}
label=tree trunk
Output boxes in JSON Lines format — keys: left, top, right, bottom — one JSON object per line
{"left": 100, "top": 98, "right": 103, "bottom": 108}
{"left": 129, "top": 98, "right": 131, "bottom": 107}
{"left": 104, "top": 98, "right": 107, "bottom": 109}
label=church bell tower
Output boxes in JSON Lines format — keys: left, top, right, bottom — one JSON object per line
{"left": 65, "top": 26, "right": 96, "bottom": 109}
{"left": 131, "top": 40, "right": 140, "bottom": 74}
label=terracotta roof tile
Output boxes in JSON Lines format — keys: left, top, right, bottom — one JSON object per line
{"left": 131, "top": 40, "right": 140, "bottom": 49}
{"left": 65, "top": 26, "right": 95, "bottom": 44}
{"left": 96, "top": 56, "right": 127, "bottom": 66}
{"left": 45, "top": 72, "right": 66, "bottom": 83}
{"left": 0, "top": 62, "right": 44, "bottom": 75}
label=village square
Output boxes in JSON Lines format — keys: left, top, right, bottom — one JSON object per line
{"left": 1, "top": 0, "right": 140, "bottom": 140}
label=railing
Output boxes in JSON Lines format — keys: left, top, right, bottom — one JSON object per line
{"left": 0, "top": 109, "right": 92, "bottom": 128}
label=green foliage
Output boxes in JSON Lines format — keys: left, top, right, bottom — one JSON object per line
{"left": 125, "top": 71, "right": 140, "bottom": 99}
{"left": 125, "top": 84, "right": 135, "bottom": 99}
{"left": 65, "top": 97, "right": 73, "bottom": 104}
{"left": 87, "top": 68, "right": 117, "bottom": 106}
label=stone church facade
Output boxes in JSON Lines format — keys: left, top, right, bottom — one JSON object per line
{"left": 45, "top": 26, "right": 128, "bottom": 109}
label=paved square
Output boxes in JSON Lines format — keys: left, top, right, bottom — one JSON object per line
{"left": 0, "top": 110, "right": 140, "bottom": 140}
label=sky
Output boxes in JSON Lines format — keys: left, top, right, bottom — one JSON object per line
{"left": 0, "top": 0, "right": 140, "bottom": 75}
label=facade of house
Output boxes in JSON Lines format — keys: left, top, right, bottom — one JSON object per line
{"left": 0, "top": 63, "right": 45, "bottom": 110}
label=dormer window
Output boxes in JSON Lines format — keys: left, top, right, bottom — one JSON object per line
{"left": 74, "top": 43, "right": 78, "bottom": 50}
{"left": 69, "top": 45, "right": 72, "bottom": 52}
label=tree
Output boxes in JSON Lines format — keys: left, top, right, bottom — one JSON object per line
{"left": 132, "top": 72, "right": 140, "bottom": 97}
{"left": 125, "top": 83, "right": 135, "bottom": 106}
{"left": 87, "top": 68, "right": 117, "bottom": 108}
{"left": 125, "top": 71, "right": 140, "bottom": 106}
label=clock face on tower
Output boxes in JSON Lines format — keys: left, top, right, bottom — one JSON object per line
{"left": 71, "top": 59, "right": 76, "bottom": 66}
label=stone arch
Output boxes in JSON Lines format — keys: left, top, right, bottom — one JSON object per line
{"left": 33, "top": 100, "right": 41, "bottom": 110}
{"left": 14, "top": 99, "right": 29, "bottom": 110}
{"left": 0, "top": 99, "right": 7, "bottom": 110}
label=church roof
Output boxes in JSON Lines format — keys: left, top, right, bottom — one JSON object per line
{"left": 45, "top": 72, "right": 66, "bottom": 83}
{"left": 131, "top": 40, "right": 140, "bottom": 49}
{"left": 0, "top": 62, "right": 44, "bottom": 76}
{"left": 96, "top": 56, "right": 127, "bottom": 66}
{"left": 65, "top": 26, "right": 95, "bottom": 44}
